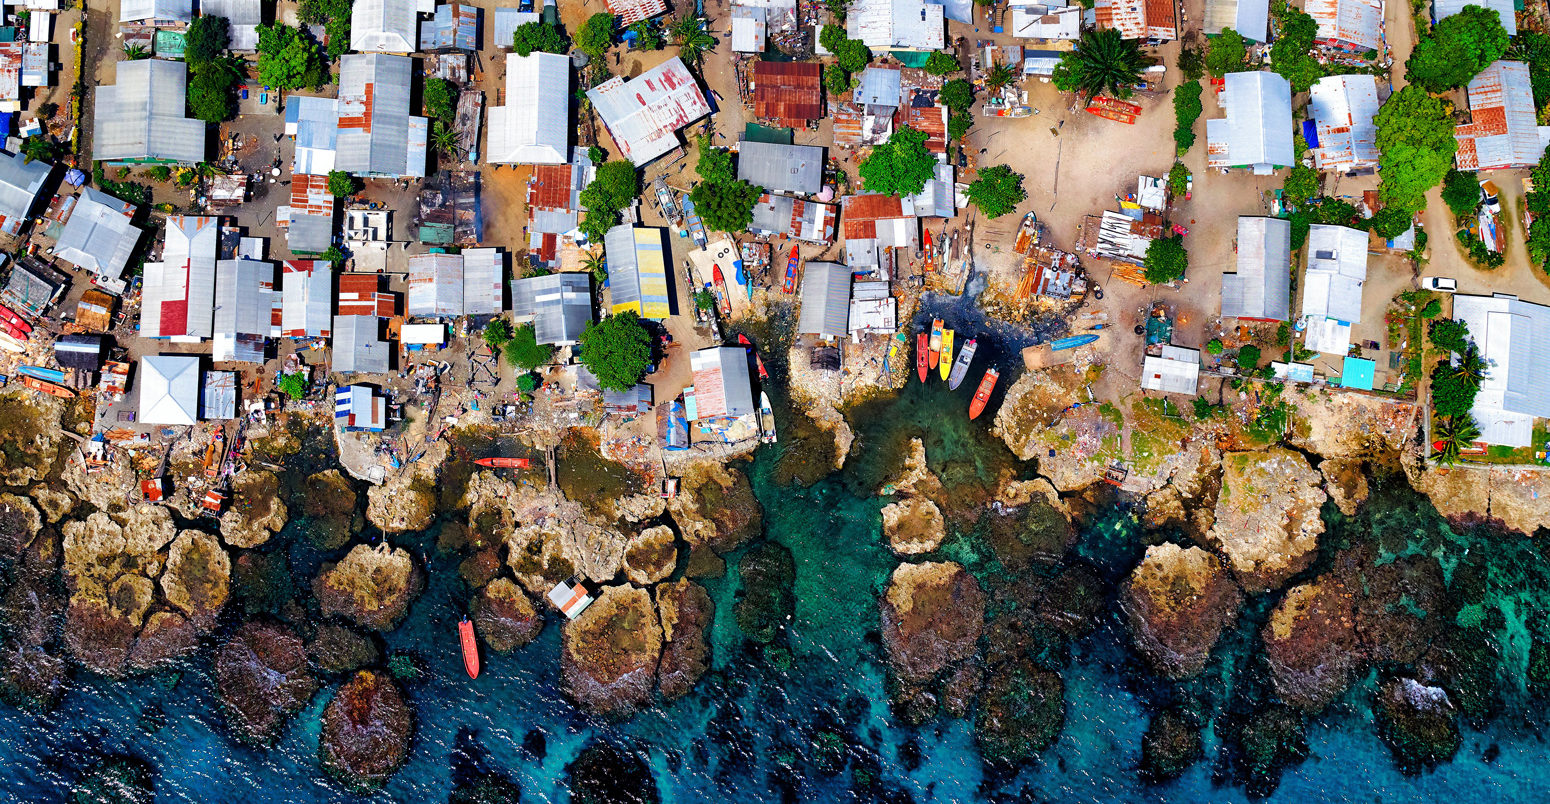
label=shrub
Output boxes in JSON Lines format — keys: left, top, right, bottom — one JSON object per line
{"left": 277, "top": 372, "right": 307, "bottom": 400}
{"left": 502, "top": 324, "right": 556, "bottom": 370}
{"left": 1237, "top": 344, "right": 1262, "bottom": 369}
{"left": 1441, "top": 169, "right": 1480, "bottom": 218}
{"left": 1173, "top": 81, "right": 1203, "bottom": 152}
{"left": 1206, "top": 338, "right": 1223, "bottom": 355}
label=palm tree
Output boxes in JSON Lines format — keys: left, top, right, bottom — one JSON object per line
{"left": 581, "top": 249, "right": 607, "bottom": 283}
{"left": 672, "top": 16, "right": 715, "bottom": 66}
{"left": 1432, "top": 415, "right": 1481, "bottom": 465}
{"left": 1449, "top": 347, "right": 1488, "bottom": 390}
{"left": 1050, "top": 29, "right": 1149, "bottom": 100}
{"left": 123, "top": 44, "right": 150, "bottom": 60}
{"left": 986, "top": 64, "right": 1017, "bottom": 93}
{"left": 432, "top": 121, "right": 459, "bottom": 157}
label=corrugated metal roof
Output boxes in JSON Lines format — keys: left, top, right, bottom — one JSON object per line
{"left": 140, "top": 215, "right": 218, "bottom": 340}
{"left": 338, "top": 273, "right": 395, "bottom": 316}
{"left": 489, "top": 52, "right": 571, "bottom": 165}
{"left": 200, "top": 0, "right": 261, "bottom": 48}
{"left": 286, "top": 96, "right": 340, "bottom": 174}
{"left": 907, "top": 162, "right": 956, "bottom": 218}
{"left": 511, "top": 271, "right": 593, "bottom": 345}
{"left": 1451, "top": 294, "right": 1550, "bottom": 445}
{"left": 0, "top": 148, "right": 49, "bottom": 235}
{"left": 1435, "top": 0, "right": 1514, "bottom": 35}
{"left": 605, "top": 224, "right": 671, "bottom": 319}
{"left": 138, "top": 355, "right": 200, "bottom": 426}
{"left": 281, "top": 259, "right": 334, "bottom": 337}
{"left": 1140, "top": 348, "right": 1200, "bottom": 394}
{"left": 750, "top": 192, "right": 836, "bottom": 242}
{"left": 93, "top": 59, "right": 206, "bottom": 164}
{"left": 336, "top": 54, "right": 427, "bottom": 178}
{"left": 1202, "top": 0, "right": 1267, "bottom": 39}
{"left": 287, "top": 213, "right": 335, "bottom": 255}
{"left": 493, "top": 7, "right": 543, "bottom": 48}
{"left": 853, "top": 67, "right": 903, "bottom": 107}
{"left": 420, "top": 2, "right": 479, "bottom": 50}
{"left": 797, "top": 261, "right": 851, "bottom": 339}
{"left": 606, "top": 0, "right": 667, "bottom": 25}
{"left": 351, "top": 0, "right": 418, "bottom": 52}
{"left": 1308, "top": 74, "right": 1380, "bottom": 172}
{"left": 1222, "top": 216, "right": 1291, "bottom": 321}
{"left": 1009, "top": 5, "right": 1082, "bottom": 39}
{"left": 462, "top": 247, "right": 504, "bottom": 315}
{"left": 290, "top": 173, "right": 335, "bottom": 217}
{"left": 752, "top": 61, "right": 823, "bottom": 127}
{"left": 587, "top": 57, "right": 711, "bottom": 166}
{"left": 690, "top": 346, "right": 755, "bottom": 419}
{"left": 120, "top": 0, "right": 190, "bottom": 23}
{"left": 737, "top": 141, "right": 824, "bottom": 194}
{"left": 54, "top": 188, "right": 142, "bottom": 280}
{"left": 213, "top": 258, "right": 277, "bottom": 363}
{"left": 1301, "top": 224, "right": 1367, "bottom": 325}
{"left": 332, "top": 314, "right": 391, "bottom": 374}
{"left": 1210, "top": 71, "right": 1293, "bottom": 172}
{"left": 731, "top": 5, "right": 768, "bottom": 52}
{"left": 1304, "top": 0, "right": 1382, "bottom": 51}
{"left": 847, "top": 0, "right": 945, "bottom": 50}
{"left": 1093, "top": 0, "right": 1177, "bottom": 40}
{"left": 201, "top": 371, "right": 237, "bottom": 420}
{"left": 897, "top": 98, "right": 948, "bottom": 153}
{"left": 1455, "top": 61, "right": 1544, "bottom": 171}
{"left": 407, "top": 253, "right": 464, "bottom": 317}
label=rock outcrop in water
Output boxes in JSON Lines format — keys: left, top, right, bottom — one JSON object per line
{"left": 1320, "top": 458, "right": 1370, "bottom": 517}
{"left": 1409, "top": 465, "right": 1550, "bottom": 535}
{"left": 1262, "top": 578, "right": 1362, "bottom": 711}
{"left": 1140, "top": 708, "right": 1204, "bottom": 783}
{"left": 622, "top": 525, "right": 677, "bottom": 585}
{"left": 881, "top": 562, "right": 985, "bottom": 684}
{"left": 472, "top": 577, "right": 543, "bottom": 652}
{"left": 561, "top": 584, "right": 662, "bottom": 717}
{"left": 219, "top": 470, "right": 288, "bottom": 549}
{"left": 1206, "top": 450, "right": 1327, "bottom": 594}
{"left": 301, "top": 470, "right": 360, "bottom": 550}
{"left": 1374, "top": 676, "right": 1460, "bottom": 774}
{"left": 319, "top": 670, "right": 413, "bottom": 790}
{"left": 0, "top": 392, "right": 65, "bottom": 486}
{"left": 669, "top": 461, "right": 763, "bottom": 555}
{"left": 70, "top": 754, "right": 155, "bottom": 804}
{"left": 975, "top": 660, "right": 1064, "bottom": 764}
{"left": 655, "top": 579, "right": 712, "bottom": 700}
{"left": 365, "top": 440, "right": 443, "bottom": 532}
{"left": 734, "top": 541, "right": 795, "bottom": 645}
{"left": 1120, "top": 543, "right": 1243, "bottom": 679}
{"left": 0, "top": 493, "right": 41, "bottom": 559}
{"left": 307, "top": 625, "right": 380, "bottom": 674}
{"left": 215, "top": 622, "right": 319, "bottom": 744}
{"left": 488, "top": 477, "right": 629, "bottom": 593}
{"left": 0, "top": 526, "right": 66, "bottom": 709}
{"left": 313, "top": 544, "right": 424, "bottom": 632}
{"left": 566, "top": 741, "right": 661, "bottom": 804}
{"left": 881, "top": 497, "right": 945, "bottom": 555}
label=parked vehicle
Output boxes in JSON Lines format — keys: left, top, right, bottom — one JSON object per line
{"left": 1480, "top": 180, "right": 1502, "bottom": 214}
{"left": 1421, "top": 277, "right": 1458, "bottom": 293}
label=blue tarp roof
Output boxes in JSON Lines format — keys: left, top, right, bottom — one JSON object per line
{"left": 1341, "top": 356, "right": 1376, "bottom": 390}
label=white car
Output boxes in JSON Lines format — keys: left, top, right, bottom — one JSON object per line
{"left": 1422, "top": 277, "right": 1458, "bottom": 293}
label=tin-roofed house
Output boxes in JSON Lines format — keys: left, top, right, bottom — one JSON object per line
{"left": 202, "top": 371, "right": 237, "bottom": 420}
{"left": 731, "top": 5, "right": 768, "bottom": 52}
{"left": 54, "top": 188, "right": 143, "bottom": 282}
{"left": 1008, "top": 1, "right": 1083, "bottom": 39}
{"left": 846, "top": 0, "right": 944, "bottom": 50}
{"left": 1202, "top": 0, "right": 1268, "bottom": 39}
{"left": 0, "top": 150, "right": 51, "bottom": 236}
{"left": 336, "top": 54, "right": 428, "bottom": 178}
{"left": 281, "top": 259, "right": 333, "bottom": 339}
{"left": 1094, "top": 0, "right": 1178, "bottom": 40}
{"left": 751, "top": 61, "right": 824, "bottom": 129}
{"left": 119, "top": 0, "right": 191, "bottom": 25}
{"left": 749, "top": 193, "right": 837, "bottom": 243}
{"left": 332, "top": 314, "right": 391, "bottom": 374}
{"left": 213, "top": 258, "right": 279, "bottom": 363}
{"left": 335, "top": 384, "right": 388, "bottom": 430}
{"left": 286, "top": 95, "right": 339, "bottom": 175}
{"left": 2, "top": 257, "right": 66, "bottom": 317}
{"left": 1140, "top": 345, "right": 1201, "bottom": 395}
{"left": 92, "top": 59, "right": 206, "bottom": 165}
{"left": 511, "top": 271, "right": 594, "bottom": 346}
{"left": 1304, "top": 0, "right": 1383, "bottom": 52}
{"left": 588, "top": 57, "right": 710, "bottom": 166}
{"left": 527, "top": 149, "right": 594, "bottom": 260}
{"left": 797, "top": 262, "right": 851, "bottom": 341}
{"left": 1222, "top": 216, "right": 1292, "bottom": 322}
{"left": 1299, "top": 224, "right": 1368, "bottom": 355}
{"left": 54, "top": 333, "right": 104, "bottom": 374}
{"left": 1450, "top": 293, "right": 1550, "bottom": 446}
{"left": 841, "top": 194, "right": 919, "bottom": 277}
{"left": 406, "top": 248, "right": 505, "bottom": 317}
{"left": 605, "top": 224, "right": 671, "bottom": 319}
{"left": 199, "top": 0, "right": 262, "bottom": 50}
{"left": 281, "top": 173, "right": 336, "bottom": 256}
{"left": 140, "top": 215, "right": 218, "bottom": 341}
{"left": 1455, "top": 60, "right": 1547, "bottom": 171}
{"left": 421, "top": 2, "right": 479, "bottom": 50}
{"left": 689, "top": 346, "right": 755, "bottom": 420}
{"left": 1307, "top": 74, "right": 1380, "bottom": 174}
{"left": 737, "top": 141, "right": 825, "bottom": 195}
{"left": 461, "top": 247, "right": 504, "bottom": 316}
{"left": 352, "top": 0, "right": 419, "bottom": 53}
{"left": 337, "top": 273, "right": 396, "bottom": 318}
{"left": 1206, "top": 71, "right": 1294, "bottom": 174}
{"left": 606, "top": 0, "right": 668, "bottom": 24}
{"left": 138, "top": 355, "right": 201, "bottom": 426}
{"left": 1435, "top": 0, "right": 1514, "bottom": 34}
{"left": 908, "top": 162, "right": 957, "bottom": 219}
{"left": 75, "top": 289, "right": 115, "bottom": 331}
{"left": 488, "top": 52, "right": 570, "bottom": 165}
{"left": 854, "top": 67, "right": 903, "bottom": 111}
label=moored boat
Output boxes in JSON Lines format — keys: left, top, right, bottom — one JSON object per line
{"left": 947, "top": 338, "right": 978, "bottom": 390}
{"left": 17, "top": 365, "right": 66, "bottom": 384}
{"left": 1013, "top": 211, "right": 1039, "bottom": 254}
{"left": 916, "top": 332, "right": 929, "bottom": 383}
{"left": 712, "top": 265, "right": 732, "bottom": 315}
{"left": 928, "top": 319, "right": 943, "bottom": 369}
{"left": 783, "top": 245, "right": 799, "bottom": 293}
{"left": 0, "top": 302, "right": 32, "bottom": 334}
{"left": 758, "top": 392, "right": 777, "bottom": 444}
{"left": 969, "top": 368, "right": 999, "bottom": 420}
{"left": 459, "top": 617, "right": 480, "bottom": 679}
{"left": 922, "top": 228, "right": 936, "bottom": 272}
{"left": 21, "top": 375, "right": 74, "bottom": 399}
{"left": 738, "top": 333, "right": 768, "bottom": 379}
{"left": 938, "top": 329, "right": 954, "bottom": 381}
{"left": 474, "top": 456, "right": 531, "bottom": 469}
{"left": 0, "top": 333, "right": 24, "bottom": 354}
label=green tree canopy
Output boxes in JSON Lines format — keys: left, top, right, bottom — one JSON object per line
{"left": 1431, "top": 414, "right": 1481, "bottom": 464}
{"left": 503, "top": 324, "right": 556, "bottom": 369}
{"left": 326, "top": 169, "right": 359, "bottom": 197}
{"left": 1237, "top": 344, "right": 1262, "bottom": 369}
{"left": 923, "top": 51, "right": 961, "bottom": 75}
{"left": 578, "top": 160, "right": 639, "bottom": 241}
{"left": 185, "top": 15, "right": 230, "bottom": 64}
{"left": 1051, "top": 29, "right": 1149, "bottom": 99}
{"left": 858, "top": 125, "right": 936, "bottom": 197}
{"left": 824, "top": 63, "right": 850, "bottom": 95}
{"left": 1406, "top": 4, "right": 1509, "bottom": 92}
{"left": 577, "top": 13, "right": 617, "bottom": 56}
{"left": 1430, "top": 367, "right": 1479, "bottom": 418}
{"left": 423, "top": 76, "right": 457, "bottom": 125}
{"left": 277, "top": 372, "right": 307, "bottom": 400}
{"left": 186, "top": 63, "right": 238, "bottom": 123}
{"left": 1205, "top": 28, "right": 1247, "bottom": 77}
{"left": 298, "top": 0, "right": 352, "bottom": 57}
{"left": 1143, "top": 234, "right": 1188, "bottom": 284}
{"left": 1441, "top": 169, "right": 1481, "bottom": 217}
{"left": 1269, "top": 7, "right": 1321, "bottom": 92}
{"left": 256, "top": 23, "right": 326, "bottom": 90}
{"left": 1281, "top": 165, "right": 1319, "bottom": 207}
{"left": 627, "top": 20, "right": 663, "bottom": 50}
{"left": 940, "top": 78, "right": 974, "bottom": 112}
{"left": 947, "top": 110, "right": 972, "bottom": 141}
{"left": 1429, "top": 318, "right": 1471, "bottom": 353}
{"left": 1509, "top": 31, "right": 1550, "bottom": 107}
{"left": 696, "top": 136, "right": 736, "bottom": 184}
{"left": 964, "top": 165, "right": 1027, "bottom": 218}
{"left": 513, "top": 20, "right": 570, "bottom": 56}
{"left": 578, "top": 311, "right": 653, "bottom": 393}
{"left": 1374, "top": 85, "right": 1458, "bottom": 213}
{"left": 1173, "top": 80, "right": 1203, "bottom": 152}
{"left": 1367, "top": 206, "right": 1414, "bottom": 238}
{"left": 689, "top": 179, "right": 762, "bottom": 233}
{"left": 821, "top": 25, "right": 872, "bottom": 73}
{"left": 482, "top": 318, "right": 513, "bottom": 349}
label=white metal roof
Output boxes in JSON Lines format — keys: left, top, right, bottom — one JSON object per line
{"left": 689, "top": 346, "right": 755, "bottom": 419}
{"left": 1203, "top": 0, "right": 1268, "bottom": 40}
{"left": 1301, "top": 224, "right": 1367, "bottom": 324}
{"left": 119, "top": 0, "right": 190, "bottom": 22}
{"left": 731, "top": 5, "right": 768, "bottom": 52}
{"left": 797, "top": 261, "right": 851, "bottom": 339}
{"left": 1451, "top": 293, "right": 1550, "bottom": 446}
{"left": 462, "top": 247, "right": 504, "bottom": 315}
{"left": 281, "top": 260, "right": 333, "bottom": 338}
{"left": 0, "top": 148, "right": 49, "bottom": 235}
{"left": 1009, "top": 4, "right": 1082, "bottom": 38}
{"left": 586, "top": 57, "right": 710, "bottom": 166}
{"left": 847, "top": 0, "right": 945, "bottom": 50}
{"left": 140, "top": 215, "right": 218, "bottom": 340}
{"left": 1455, "top": 60, "right": 1547, "bottom": 171}
{"left": 351, "top": 0, "right": 418, "bottom": 52}
{"left": 406, "top": 253, "right": 465, "bottom": 317}
{"left": 332, "top": 314, "right": 390, "bottom": 373}
{"left": 212, "top": 257, "right": 277, "bottom": 363}
{"left": 511, "top": 271, "right": 593, "bottom": 345}
{"left": 1209, "top": 72, "right": 1294, "bottom": 173}
{"left": 1308, "top": 74, "right": 1380, "bottom": 172}
{"left": 1222, "top": 216, "right": 1291, "bottom": 321}
{"left": 139, "top": 355, "right": 201, "bottom": 426}
{"left": 92, "top": 59, "right": 206, "bottom": 164}
{"left": 1305, "top": 0, "right": 1383, "bottom": 51}
{"left": 402, "top": 322, "right": 446, "bottom": 343}
{"left": 54, "top": 188, "right": 141, "bottom": 280}
{"left": 336, "top": 54, "right": 427, "bottom": 178}
{"left": 488, "top": 53, "right": 571, "bottom": 165}
{"left": 1140, "top": 346, "right": 1200, "bottom": 395}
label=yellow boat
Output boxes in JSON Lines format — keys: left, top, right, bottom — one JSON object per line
{"left": 938, "top": 330, "right": 954, "bottom": 380}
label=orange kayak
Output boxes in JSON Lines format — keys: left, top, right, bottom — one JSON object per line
{"left": 459, "top": 618, "right": 480, "bottom": 679}
{"left": 474, "top": 457, "right": 530, "bottom": 469}
{"left": 969, "top": 368, "right": 999, "bottom": 420}
{"left": 916, "top": 332, "right": 929, "bottom": 383}
{"left": 20, "top": 375, "right": 74, "bottom": 398}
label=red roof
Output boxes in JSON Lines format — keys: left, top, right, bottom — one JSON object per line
{"left": 527, "top": 164, "right": 574, "bottom": 211}
{"left": 752, "top": 61, "right": 823, "bottom": 127}
{"left": 290, "top": 174, "right": 334, "bottom": 217}
{"left": 841, "top": 194, "right": 908, "bottom": 240}
{"left": 897, "top": 100, "right": 948, "bottom": 154}
{"left": 338, "top": 273, "right": 395, "bottom": 317}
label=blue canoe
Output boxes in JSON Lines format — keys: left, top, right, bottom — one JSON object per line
{"left": 17, "top": 365, "right": 66, "bottom": 384}
{"left": 1050, "top": 334, "right": 1099, "bottom": 351}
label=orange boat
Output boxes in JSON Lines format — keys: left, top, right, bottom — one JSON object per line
{"left": 204, "top": 431, "right": 225, "bottom": 479}
{"left": 20, "top": 375, "right": 74, "bottom": 399}
{"left": 928, "top": 319, "right": 943, "bottom": 370}
{"left": 474, "top": 456, "right": 531, "bottom": 469}
{"left": 1085, "top": 96, "right": 1141, "bottom": 124}
{"left": 969, "top": 368, "right": 1000, "bottom": 420}
{"left": 916, "top": 332, "right": 929, "bottom": 383}
{"left": 712, "top": 265, "right": 732, "bottom": 316}
{"left": 459, "top": 617, "right": 480, "bottom": 679}
{"left": 922, "top": 228, "right": 936, "bottom": 273}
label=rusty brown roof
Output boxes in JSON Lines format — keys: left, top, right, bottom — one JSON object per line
{"left": 841, "top": 194, "right": 907, "bottom": 240}
{"left": 527, "top": 164, "right": 574, "bottom": 210}
{"left": 753, "top": 61, "right": 823, "bottom": 127}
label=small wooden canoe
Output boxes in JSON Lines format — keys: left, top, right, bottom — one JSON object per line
{"left": 969, "top": 368, "right": 1000, "bottom": 420}
{"left": 928, "top": 319, "right": 943, "bottom": 370}
{"left": 459, "top": 617, "right": 480, "bottom": 679}
{"left": 20, "top": 375, "right": 73, "bottom": 398}
{"left": 916, "top": 332, "right": 929, "bottom": 383}
{"left": 783, "top": 245, "right": 799, "bottom": 294}
{"left": 738, "top": 334, "right": 769, "bottom": 379}
{"left": 474, "top": 456, "right": 531, "bottom": 469}
{"left": 713, "top": 265, "right": 732, "bottom": 316}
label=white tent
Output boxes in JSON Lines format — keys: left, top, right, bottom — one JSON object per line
{"left": 138, "top": 355, "right": 200, "bottom": 425}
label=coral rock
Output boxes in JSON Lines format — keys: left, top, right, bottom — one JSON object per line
{"left": 126, "top": 610, "right": 198, "bottom": 673}
{"left": 216, "top": 622, "right": 320, "bottom": 744}
{"left": 313, "top": 544, "right": 424, "bottom": 632}
{"left": 365, "top": 441, "right": 442, "bottom": 533}
{"left": 1374, "top": 676, "right": 1460, "bottom": 774}
{"left": 159, "top": 530, "right": 231, "bottom": 628}
{"left": 1120, "top": 543, "right": 1243, "bottom": 679}
{"left": 1262, "top": 579, "right": 1364, "bottom": 712}
{"left": 880, "top": 497, "right": 945, "bottom": 555}
{"left": 319, "top": 671, "right": 414, "bottom": 790}
{"left": 1206, "top": 449, "right": 1327, "bottom": 594}
{"left": 561, "top": 585, "right": 662, "bottom": 717}
{"left": 1320, "top": 458, "right": 1370, "bottom": 517}
{"left": 622, "top": 525, "right": 677, "bottom": 586}
{"left": 302, "top": 470, "right": 360, "bottom": 550}
{"left": 655, "top": 580, "right": 711, "bottom": 700}
{"left": 219, "top": 471, "right": 288, "bottom": 549}
{"left": 880, "top": 562, "right": 985, "bottom": 685}
{"left": 308, "top": 625, "right": 381, "bottom": 674}
{"left": 472, "top": 578, "right": 544, "bottom": 653}
{"left": 0, "top": 492, "right": 41, "bottom": 559}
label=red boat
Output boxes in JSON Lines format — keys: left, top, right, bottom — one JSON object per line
{"left": 474, "top": 457, "right": 531, "bottom": 469}
{"left": 459, "top": 617, "right": 480, "bottom": 679}
{"left": 783, "top": 245, "right": 799, "bottom": 294}
{"left": 738, "top": 334, "right": 769, "bottom": 379}
{"left": 922, "top": 228, "right": 936, "bottom": 273}
{"left": 712, "top": 265, "right": 731, "bottom": 315}
{"left": 969, "top": 368, "right": 999, "bottom": 420}
{"left": 0, "top": 318, "right": 27, "bottom": 341}
{"left": 916, "top": 332, "right": 929, "bottom": 383}
{"left": 0, "top": 303, "right": 31, "bottom": 334}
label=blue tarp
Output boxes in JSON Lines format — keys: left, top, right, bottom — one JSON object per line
{"left": 1302, "top": 119, "right": 1319, "bottom": 148}
{"left": 1341, "top": 357, "right": 1376, "bottom": 391}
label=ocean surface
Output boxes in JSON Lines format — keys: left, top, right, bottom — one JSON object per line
{"left": 2, "top": 298, "right": 1547, "bottom": 802}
